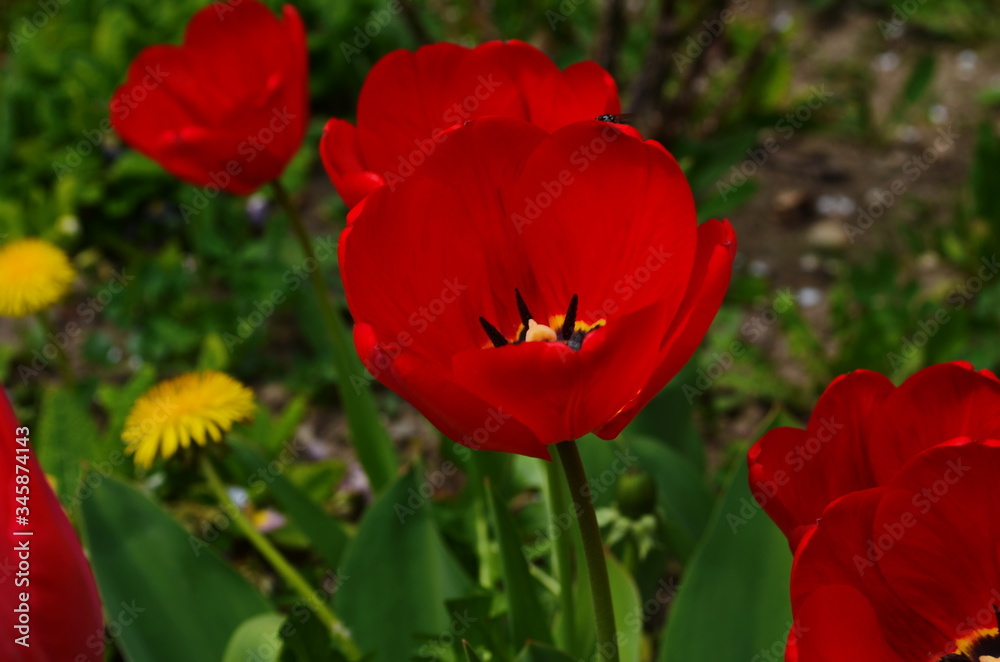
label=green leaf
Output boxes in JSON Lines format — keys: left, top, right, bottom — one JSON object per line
{"left": 335, "top": 470, "right": 473, "bottom": 661}
{"left": 485, "top": 479, "right": 553, "bottom": 646}
{"left": 228, "top": 440, "right": 350, "bottom": 571}
{"left": 627, "top": 436, "right": 713, "bottom": 562}
{"left": 607, "top": 554, "right": 642, "bottom": 662}
{"left": 79, "top": 474, "right": 272, "bottom": 662}
{"left": 565, "top": 547, "right": 644, "bottom": 662}
{"left": 279, "top": 612, "right": 350, "bottom": 662}
{"left": 656, "top": 456, "right": 793, "bottom": 662}
{"left": 95, "top": 363, "right": 156, "bottom": 448}
{"left": 463, "top": 640, "right": 485, "bottom": 662}
{"left": 223, "top": 613, "right": 285, "bottom": 662}
{"left": 514, "top": 642, "right": 577, "bottom": 662}
{"left": 35, "top": 385, "right": 101, "bottom": 507}
{"left": 891, "top": 54, "right": 936, "bottom": 122}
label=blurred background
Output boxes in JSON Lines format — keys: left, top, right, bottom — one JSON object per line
{"left": 1, "top": 0, "right": 999, "bottom": 659}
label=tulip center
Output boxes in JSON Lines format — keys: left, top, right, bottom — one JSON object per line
{"left": 478, "top": 290, "right": 604, "bottom": 351}
{"left": 937, "top": 607, "right": 1000, "bottom": 662}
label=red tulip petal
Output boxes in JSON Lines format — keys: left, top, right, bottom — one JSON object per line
{"left": 0, "top": 389, "right": 103, "bottom": 662}
{"left": 451, "top": 302, "right": 667, "bottom": 443}
{"left": 341, "top": 118, "right": 551, "bottom": 349}
{"left": 875, "top": 439, "right": 1000, "bottom": 646}
{"left": 747, "top": 370, "right": 895, "bottom": 545}
{"left": 791, "top": 488, "right": 945, "bottom": 660}
{"left": 356, "top": 43, "right": 473, "bottom": 174}
{"left": 320, "top": 119, "right": 384, "bottom": 208}
{"left": 341, "top": 177, "right": 502, "bottom": 360}
{"left": 355, "top": 324, "right": 547, "bottom": 458}
{"left": 596, "top": 219, "right": 736, "bottom": 439}
{"left": 507, "top": 121, "right": 698, "bottom": 322}
{"left": 793, "top": 585, "right": 904, "bottom": 662}
{"left": 869, "top": 362, "right": 1000, "bottom": 483}
{"left": 528, "top": 60, "right": 621, "bottom": 131}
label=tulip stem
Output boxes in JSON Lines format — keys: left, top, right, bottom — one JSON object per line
{"left": 199, "top": 455, "right": 362, "bottom": 660}
{"left": 554, "top": 440, "right": 619, "bottom": 662}
{"left": 270, "top": 180, "right": 397, "bottom": 493}
{"left": 545, "top": 455, "right": 577, "bottom": 647}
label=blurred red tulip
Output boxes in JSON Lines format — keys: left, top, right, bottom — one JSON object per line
{"left": 1, "top": 387, "right": 103, "bottom": 661}
{"left": 111, "top": 0, "right": 308, "bottom": 195}
{"left": 340, "top": 117, "right": 736, "bottom": 458}
{"left": 321, "top": 40, "right": 622, "bottom": 208}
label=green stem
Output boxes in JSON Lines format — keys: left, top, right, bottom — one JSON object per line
{"left": 270, "top": 181, "right": 397, "bottom": 492}
{"left": 554, "top": 440, "right": 619, "bottom": 662}
{"left": 199, "top": 455, "right": 362, "bottom": 660}
{"left": 545, "top": 454, "right": 577, "bottom": 648}
{"left": 36, "top": 314, "right": 75, "bottom": 386}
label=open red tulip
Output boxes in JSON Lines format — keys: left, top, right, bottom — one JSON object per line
{"left": 110, "top": 0, "right": 308, "bottom": 195}
{"left": 1, "top": 387, "right": 103, "bottom": 661}
{"left": 340, "top": 117, "right": 736, "bottom": 458}
{"left": 320, "top": 40, "right": 621, "bottom": 208}
{"left": 787, "top": 440, "right": 1000, "bottom": 662}
{"left": 747, "top": 361, "right": 1000, "bottom": 550}
{"left": 748, "top": 362, "right": 1000, "bottom": 661}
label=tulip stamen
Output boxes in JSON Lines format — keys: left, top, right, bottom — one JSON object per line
{"left": 478, "top": 291, "right": 605, "bottom": 351}
{"left": 941, "top": 607, "right": 1000, "bottom": 662}
{"left": 479, "top": 317, "right": 509, "bottom": 348}
{"left": 515, "top": 288, "right": 533, "bottom": 342}
{"left": 560, "top": 294, "right": 579, "bottom": 340}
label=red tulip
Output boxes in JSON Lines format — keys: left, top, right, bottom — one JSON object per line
{"left": 321, "top": 40, "right": 621, "bottom": 209}
{"left": 747, "top": 362, "right": 1000, "bottom": 661}
{"left": 748, "top": 362, "right": 1000, "bottom": 549}
{"left": 1, "top": 387, "right": 103, "bottom": 661}
{"left": 111, "top": 0, "right": 308, "bottom": 195}
{"left": 340, "top": 117, "right": 736, "bottom": 458}
{"left": 786, "top": 440, "right": 1000, "bottom": 662}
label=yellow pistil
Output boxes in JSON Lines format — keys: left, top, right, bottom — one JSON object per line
{"left": 525, "top": 319, "right": 557, "bottom": 343}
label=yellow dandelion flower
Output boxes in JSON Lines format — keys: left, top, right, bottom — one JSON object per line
{"left": 0, "top": 239, "right": 75, "bottom": 317}
{"left": 123, "top": 371, "right": 255, "bottom": 469}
